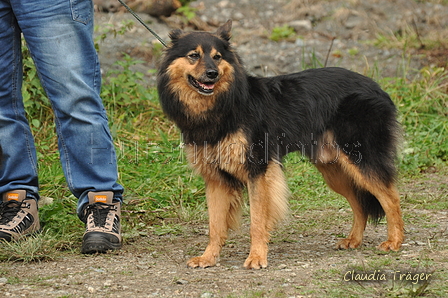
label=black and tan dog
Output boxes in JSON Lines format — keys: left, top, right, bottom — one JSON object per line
{"left": 157, "top": 20, "right": 404, "bottom": 269}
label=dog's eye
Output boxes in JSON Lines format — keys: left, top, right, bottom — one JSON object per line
{"left": 188, "top": 53, "right": 200, "bottom": 60}
{"left": 213, "top": 54, "right": 222, "bottom": 61}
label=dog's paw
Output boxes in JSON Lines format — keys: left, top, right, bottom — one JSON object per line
{"left": 378, "top": 240, "right": 402, "bottom": 252}
{"left": 335, "top": 238, "right": 362, "bottom": 250}
{"left": 243, "top": 254, "right": 268, "bottom": 270}
{"left": 187, "top": 256, "right": 217, "bottom": 268}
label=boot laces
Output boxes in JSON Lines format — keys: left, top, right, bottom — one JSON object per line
{"left": 0, "top": 201, "right": 28, "bottom": 225}
{"left": 85, "top": 202, "right": 117, "bottom": 228}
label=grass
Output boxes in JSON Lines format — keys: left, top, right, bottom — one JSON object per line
{"left": 1, "top": 20, "right": 447, "bottom": 297}
{"left": 381, "top": 67, "right": 448, "bottom": 174}
{"left": 270, "top": 25, "right": 297, "bottom": 42}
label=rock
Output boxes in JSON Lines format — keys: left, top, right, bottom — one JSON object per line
{"left": 93, "top": 0, "right": 122, "bottom": 12}
{"left": 344, "top": 15, "right": 363, "bottom": 29}
{"left": 94, "top": 0, "right": 181, "bottom": 17}
{"left": 0, "top": 277, "right": 8, "bottom": 285}
{"left": 217, "top": 1, "right": 230, "bottom": 8}
{"left": 176, "top": 279, "right": 189, "bottom": 285}
{"left": 295, "top": 38, "right": 305, "bottom": 47}
{"left": 38, "top": 196, "right": 54, "bottom": 207}
{"left": 288, "top": 20, "right": 312, "bottom": 34}
{"left": 128, "top": 0, "right": 182, "bottom": 17}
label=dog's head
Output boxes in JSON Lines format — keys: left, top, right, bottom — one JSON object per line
{"left": 158, "top": 20, "right": 241, "bottom": 115}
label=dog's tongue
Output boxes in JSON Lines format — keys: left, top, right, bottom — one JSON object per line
{"left": 199, "top": 81, "right": 215, "bottom": 90}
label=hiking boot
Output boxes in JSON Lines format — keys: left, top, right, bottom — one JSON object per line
{"left": 0, "top": 190, "right": 40, "bottom": 242}
{"left": 81, "top": 191, "right": 121, "bottom": 254}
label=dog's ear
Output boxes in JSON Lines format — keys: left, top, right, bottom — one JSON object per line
{"left": 215, "top": 19, "right": 232, "bottom": 41}
{"left": 169, "top": 29, "right": 183, "bottom": 42}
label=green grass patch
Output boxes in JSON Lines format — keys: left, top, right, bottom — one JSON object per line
{"left": 380, "top": 66, "right": 448, "bottom": 174}
{"left": 270, "top": 25, "right": 297, "bottom": 42}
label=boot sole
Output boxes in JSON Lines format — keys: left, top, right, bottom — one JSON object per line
{"left": 0, "top": 228, "right": 42, "bottom": 242}
{"left": 81, "top": 232, "right": 121, "bottom": 254}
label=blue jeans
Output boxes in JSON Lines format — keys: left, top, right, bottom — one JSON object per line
{"left": 0, "top": 0, "right": 124, "bottom": 218}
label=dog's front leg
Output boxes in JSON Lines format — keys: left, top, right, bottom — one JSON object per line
{"left": 245, "top": 162, "right": 289, "bottom": 269}
{"left": 187, "top": 178, "right": 242, "bottom": 268}
{"left": 245, "top": 179, "right": 270, "bottom": 269}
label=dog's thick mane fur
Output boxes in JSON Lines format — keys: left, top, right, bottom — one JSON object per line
{"left": 158, "top": 31, "right": 248, "bottom": 144}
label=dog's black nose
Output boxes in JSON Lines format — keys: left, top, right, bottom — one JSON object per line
{"left": 206, "top": 69, "right": 219, "bottom": 79}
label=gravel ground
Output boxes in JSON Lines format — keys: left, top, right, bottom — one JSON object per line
{"left": 94, "top": 0, "right": 448, "bottom": 80}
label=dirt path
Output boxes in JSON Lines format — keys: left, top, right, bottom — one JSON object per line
{"left": 1, "top": 193, "right": 447, "bottom": 297}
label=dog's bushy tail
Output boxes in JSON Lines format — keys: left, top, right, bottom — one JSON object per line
{"left": 355, "top": 186, "right": 385, "bottom": 224}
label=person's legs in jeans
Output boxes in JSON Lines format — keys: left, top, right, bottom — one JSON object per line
{"left": 0, "top": 0, "right": 40, "bottom": 200}
{"left": 0, "top": 0, "right": 42, "bottom": 242}
{"left": 0, "top": 0, "right": 124, "bottom": 251}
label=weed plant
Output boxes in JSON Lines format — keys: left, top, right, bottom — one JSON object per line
{"left": 270, "top": 25, "right": 297, "bottom": 42}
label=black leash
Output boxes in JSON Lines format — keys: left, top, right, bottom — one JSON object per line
{"left": 117, "top": 0, "right": 168, "bottom": 47}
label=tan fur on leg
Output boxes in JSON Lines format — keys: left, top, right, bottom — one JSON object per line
{"left": 316, "top": 163, "right": 368, "bottom": 249}
{"left": 187, "top": 178, "right": 243, "bottom": 268}
{"left": 245, "top": 161, "right": 289, "bottom": 269}
{"left": 339, "top": 156, "right": 404, "bottom": 251}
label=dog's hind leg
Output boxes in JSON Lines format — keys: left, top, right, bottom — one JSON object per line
{"left": 340, "top": 159, "right": 404, "bottom": 251}
{"left": 187, "top": 178, "right": 243, "bottom": 268}
{"left": 245, "top": 161, "right": 289, "bottom": 269}
{"left": 316, "top": 163, "right": 368, "bottom": 249}
{"left": 373, "top": 185, "right": 403, "bottom": 251}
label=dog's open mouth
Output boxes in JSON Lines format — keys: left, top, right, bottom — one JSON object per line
{"left": 188, "top": 75, "right": 216, "bottom": 95}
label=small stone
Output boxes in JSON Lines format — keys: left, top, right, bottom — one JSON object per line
{"left": 295, "top": 38, "right": 305, "bottom": 47}
{"left": 234, "top": 12, "right": 244, "bottom": 20}
{"left": 217, "top": 1, "right": 229, "bottom": 8}
{"left": 176, "top": 279, "right": 189, "bottom": 285}
{"left": 344, "top": 16, "right": 363, "bottom": 29}
{"left": 38, "top": 196, "right": 54, "bottom": 207}
{"left": 288, "top": 20, "right": 312, "bottom": 34}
